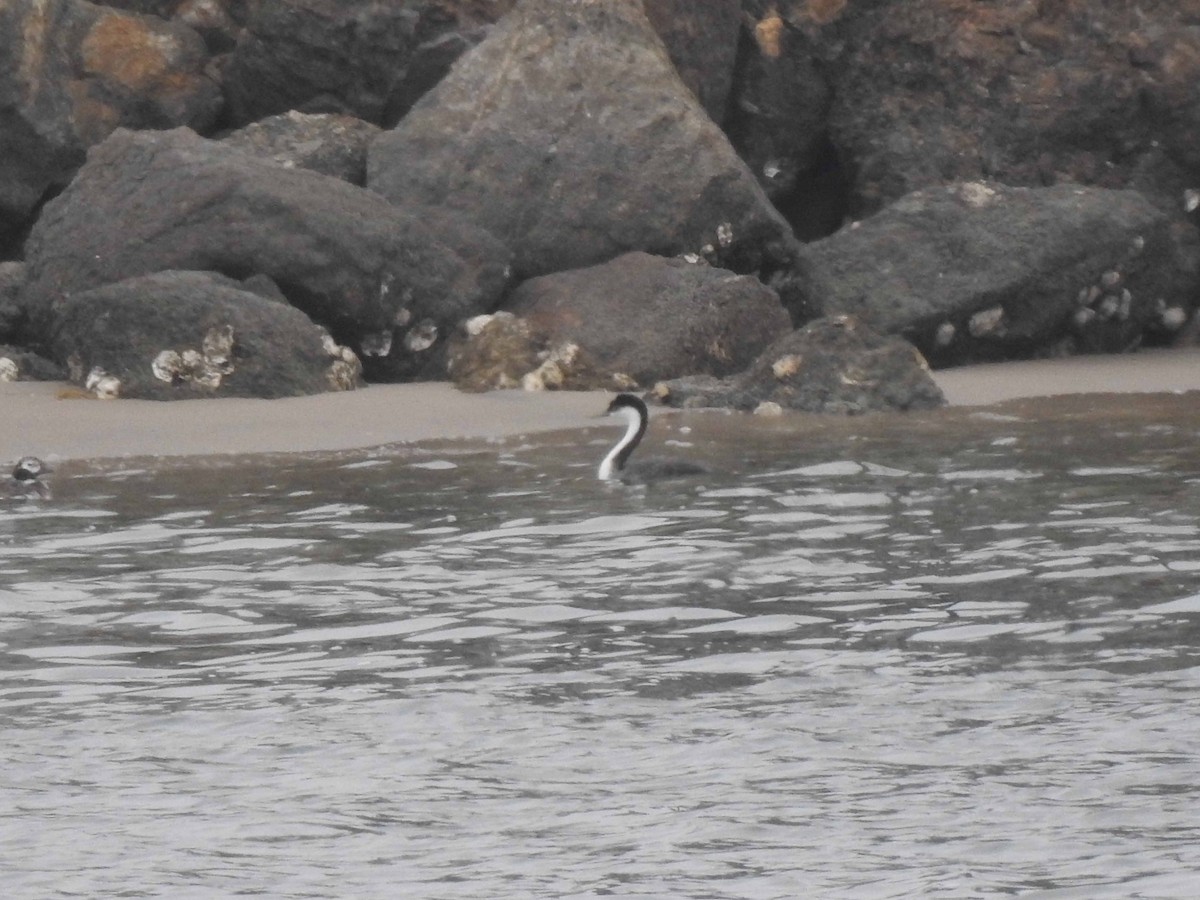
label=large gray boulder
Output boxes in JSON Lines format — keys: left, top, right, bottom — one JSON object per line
{"left": 0, "top": 0, "right": 220, "bottom": 254}
{"left": 506, "top": 252, "right": 792, "bottom": 386}
{"left": 801, "top": 182, "right": 1200, "bottom": 365}
{"left": 51, "top": 270, "right": 361, "bottom": 399}
{"left": 368, "top": 0, "right": 803, "bottom": 288}
{"left": 21, "top": 127, "right": 512, "bottom": 380}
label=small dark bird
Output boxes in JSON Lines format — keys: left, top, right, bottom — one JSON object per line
{"left": 598, "top": 393, "right": 707, "bottom": 484}
{"left": 7, "top": 456, "right": 52, "bottom": 500}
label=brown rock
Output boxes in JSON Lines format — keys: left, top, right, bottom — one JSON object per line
{"left": 656, "top": 316, "right": 945, "bottom": 414}
{"left": 0, "top": 0, "right": 219, "bottom": 246}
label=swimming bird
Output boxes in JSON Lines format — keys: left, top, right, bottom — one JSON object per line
{"left": 598, "top": 393, "right": 707, "bottom": 484}
{"left": 6, "top": 456, "right": 52, "bottom": 500}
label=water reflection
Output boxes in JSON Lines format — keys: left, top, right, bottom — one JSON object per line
{"left": 3, "top": 394, "right": 1200, "bottom": 896}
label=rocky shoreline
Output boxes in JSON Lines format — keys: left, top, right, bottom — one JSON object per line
{"left": 2, "top": 1, "right": 1198, "bottom": 413}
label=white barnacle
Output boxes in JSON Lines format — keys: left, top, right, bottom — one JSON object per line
{"left": 548, "top": 341, "right": 581, "bottom": 366}
{"left": 1160, "top": 305, "right": 1187, "bottom": 330}
{"left": 763, "top": 162, "right": 782, "bottom": 179}
{"left": 1097, "top": 295, "right": 1120, "bottom": 320}
{"left": 393, "top": 307, "right": 412, "bottom": 327}
{"left": 771, "top": 354, "right": 803, "bottom": 378}
{"left": 0, "top": 357, "right": 18, "bottom": 381}
{"left": 152, "top": 349, "right": 183, "bottom": 382}
{"left": 521, "top": 361, "right": 560, "bottom": 391}
{"left": 86, "top": 367, "right": 120, "bottom": 399}
{"left": 193, "top": 366, "right": 223, "bottom": 390}
{"left": 1185, "top": 189, "right": 1200, "bottom": 213}
{"left": 403, "top": 319, "right": 438, "bottom": 352}
{"left": 754, "top": 400, "right": 784, "bottom": 417}
{"left": 359, "top": 330, "right": 393, "bottom": 357}
{"left": 464, "top": 313, "right": 495, "bottom": 336}
{"left": 716, "top": 222, "right": 734, "bottom": 247}
{"left": 968, "top": 305, "right": 1005, "bottom": 337}
{"left": 958, "top": 182, "right": 997, "bottom": 207}
{"left": 1072, "top": 307, "right": 1096, "bottom": 330}
{"left": 1116, "top": 291, "right": 1132, "bottom": 322}
{"left": 1100, "top": 270, "right": 1121, "bottom": 289}
{"left": 202, "top": 324, "right": 235, "bottom": 373}
{"left": 935, "top": 321, "right": 956, "bottom": 346}
{"left": 1131, "top": 235, "right": 1145, "bottom": 254}
{"left": 327, "top": 358, "right": 361, "bottom": 391}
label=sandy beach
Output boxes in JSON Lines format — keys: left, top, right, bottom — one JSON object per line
{"left": 2, "top": 348, "right": 1197, "bottom": 462}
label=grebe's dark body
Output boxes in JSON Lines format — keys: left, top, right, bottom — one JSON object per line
{"left": 598, "top": 394, "right": 706, "bottom": 484}
{"left": 6, "top": 456, "right": 52, "bottom": 500}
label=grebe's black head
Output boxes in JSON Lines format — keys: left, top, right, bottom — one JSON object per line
{"left": 606, "top": 393, "right": 648, "bottom": 417}
{"left": 12, "top": 456, "right": 49, "bottom": 482}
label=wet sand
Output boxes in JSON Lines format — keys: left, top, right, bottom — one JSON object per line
{"left": 2, "top": 348, "right": 1197, "bottom": 462}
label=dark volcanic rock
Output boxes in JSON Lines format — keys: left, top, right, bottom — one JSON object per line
{"left": 220, "top": 111, "right": 382, "bottom": 185}
{"left": 506, "top": 252, "right": 792, "bottom": 386}
{"left": 656, "top": 316, "right": 945, "bottom": 414}
{"left": 726, "top": 5, "right": 834, "bottom": 228}
{"left": 0, "top": 345, "right": 65, "bottom": 382}
{"left": 51, "top": 270, "right": 360, "bottom": 399}
{"left": 368, "top": 0, "right": 803, "bottom": 286}
{"left": 224, "top": 0, "right": 514, "bottom": 128}
{"left": 0, "top": 0, "right": 220, "bottom": 251}
{"left": 0, "top": 263, "right": 24, "bottom": 345}
{"left": 21, "top": 128, "right": 512, "bottom": 381}
{"left": 800, "top": 182, "right": 1200, "bottom": 365}
{"left": 642, "top": 0, "right": 741, "bottom": 123}
{"left": 761, "top": 0, "right": 1200, "bottom": 218}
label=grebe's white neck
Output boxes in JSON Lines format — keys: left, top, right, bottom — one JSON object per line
{"left": 598, "top": 404, "right": 644, "bottom": 480}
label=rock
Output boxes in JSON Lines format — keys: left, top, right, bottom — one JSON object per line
{"left": 726, "top": 4, "right": 836, "bottom": 234}
{"left": 0, "top": 345, "right": 65, "bottom": 382}
{"left": 505, "top": 252, "right": 792, "bottom": 386}
{"left": 51, "top": 270, "right": 361, "bottom": 399}
{"left": 445, "top": 312, "right": 619, "bottom": 393}
{"left": 174, "top": 0, "right": 242, "bottom": 53}
{"left": 220, "top": 111, "right": 382, "bottom": 185}
{"left": 783, "top": 1, "right": 1200, "bottom": 217}
{"left": 656, "top": 316, "right": 945, "bottom": 413}
{"left": 21, "top": 127, "right": 512, "bottom": 381}
{"left": 799, "top": 182, "right": 1200, "bottom": 365}
{"left": 223, "top": 0, "right": 514, "bottom": 127}
{"left": 368, "top": 0, "right": 803, "bottom": 287}
{"left": 0, "top": 0, "right": 220, "bottom": 253}
{"left": 642, "top": 0, "right": 742, "bottom": 123}
{"left": 0, "top": 263, "right": 24, "bottom": 345}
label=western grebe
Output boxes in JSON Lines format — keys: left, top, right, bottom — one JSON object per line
{"left": 6, "top": 456, "right": 52, "bottom": 500}
{"left": 598, "top": 393, "right": 707, "bottom": 483}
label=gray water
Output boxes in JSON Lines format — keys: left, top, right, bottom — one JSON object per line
{"left": 3, "top": 395, "right": 1200, "bottom": 898}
